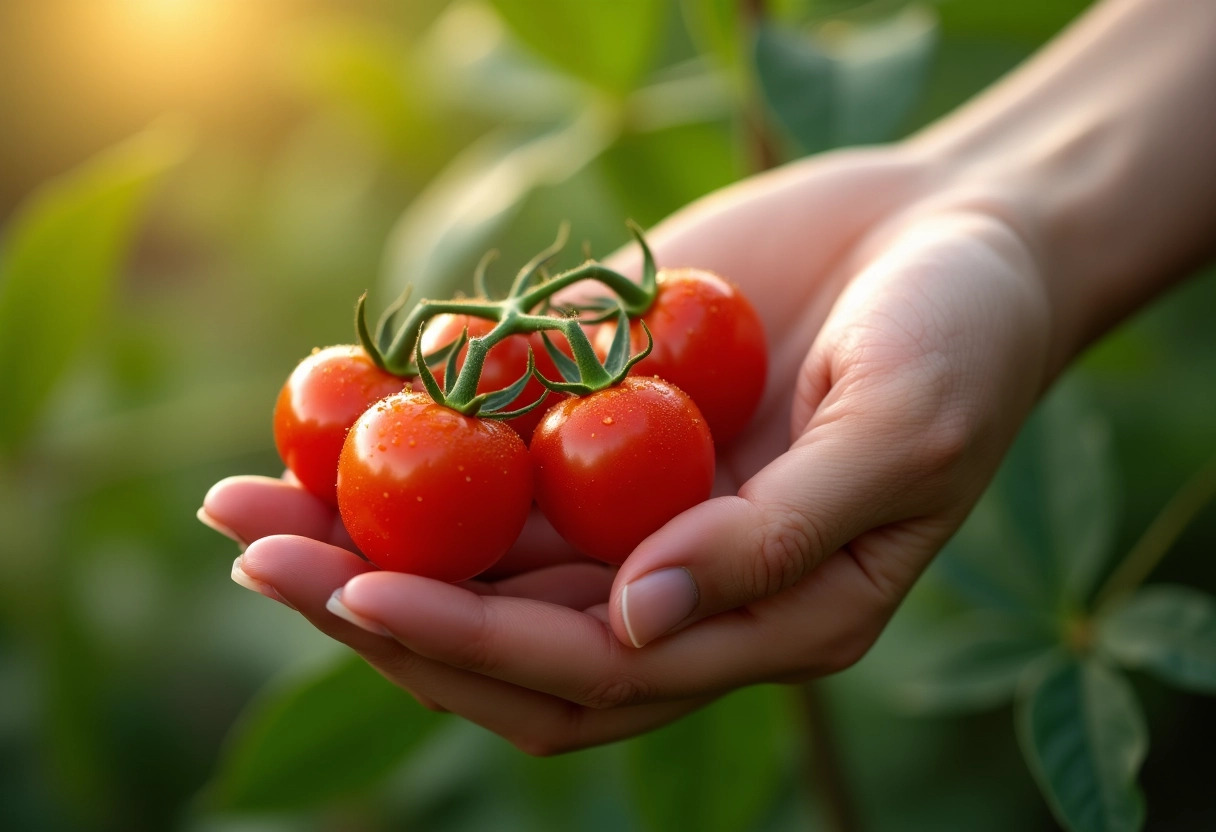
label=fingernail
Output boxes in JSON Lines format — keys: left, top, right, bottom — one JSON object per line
{"left": 620, "top": 567, "right": 699, "bottom": 648}
{"left": 326, "top": 589, "right": 392, "bottom": 637}
{"left": 231, "top": 556, "right": 295, "bottom": 609}
{"left": 198, "top": 507, "right": 246, "bottom": 550}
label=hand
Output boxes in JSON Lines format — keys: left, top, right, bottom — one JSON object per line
{"left": 202, "top": 144, "right": 1056, "bottom": 753}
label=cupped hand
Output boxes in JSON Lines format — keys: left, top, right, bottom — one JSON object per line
{"left": 202, "top": 145, "right": 1055, "bottom": 754}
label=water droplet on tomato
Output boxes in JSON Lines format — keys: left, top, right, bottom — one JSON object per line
{"left": 602, "top": 416, "right": 614, "bottom": 426}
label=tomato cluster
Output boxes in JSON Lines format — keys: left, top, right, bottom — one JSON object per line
{"left": 271, "top": 226, "right": 766, "bottom": 580}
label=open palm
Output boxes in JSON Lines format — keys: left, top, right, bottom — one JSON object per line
{"left": 204, "top": 146, "right": 1055, "bottom": 753}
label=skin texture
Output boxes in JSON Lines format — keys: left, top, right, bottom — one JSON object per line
{"left": 594, "top": 268, "right": 767, "bottom": 445}
{"left": 205, "top": 0, "right": 1216, "bottom": 755}
{"left": 337, "top": 391, "right": 533, "bottom": 582}
{"left": 530, "top": 377, "right": 714, "bottom": 564}
{"left": 273, "top": 345, "right": 407, "bottom": 505}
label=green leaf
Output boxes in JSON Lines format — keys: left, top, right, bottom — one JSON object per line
{"left": 284, "top": 19, "right": 446, "bottom": 174}
{"left": 1039, "top": 386, "right": 1119, "bottom": 603}
{"left": 934, "top": 380, "right": 1119, "bottom": 613}
{"left": 626, "top": 685, "right": 791, "bottom": 832}
{"left": 829, "top": 6, "right": 939, "bottom": 147}
{"left": 896, "top": 611, "right": 1057, "bottom": 714}
{"left": 1097, "top": 585, "right": 1216, "bottom": 694}
{"left": 753, "top": 21, "right": 833, "bottom": 153}
{"left": 382, "top": 110, "right": 617, "bottom": 303}
{"left": 753, "top": 5, "right": 938, "bottom": 154}
{"left": 421, "top": 1, "right": 586, "bottom": 123}
{"left": 1016, "top": 656, "right": 1147, "bottom": 832}
{"left": 0, "top": 123, "right": 187, "bottom": 456}
{"left": 680, "top": 0, "right": 745, "bottom": 70}
{"left": 206, "top": 653, "right": 441, "bottom": 812}
{"left": 486, "top": 0, "right": 666, "bottom": 92}
{"left": 937, "top": 0, "right": 1093, "bottom": 43}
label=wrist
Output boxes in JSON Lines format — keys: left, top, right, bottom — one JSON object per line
{"left": 902, "top": 0, "right": 1216, "bottom": 377}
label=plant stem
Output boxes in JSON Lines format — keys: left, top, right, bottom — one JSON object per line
{"left": 797, "top": 682, "right": 863, "bottom": 832}
{"left": 739, "top": 0, "right": 781, "bottom": 173}
{"left": 1093, "top": 449, "right": 1216, "bottom": 611}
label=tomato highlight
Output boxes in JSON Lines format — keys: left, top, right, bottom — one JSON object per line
{"left": 530, "top": 377, "right": 714, "bottom": 564}
{"left": 337, "top": 391, "right": 533, "bottom": 581}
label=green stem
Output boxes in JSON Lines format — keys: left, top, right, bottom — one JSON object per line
{"left": 517, "top": 262, "right": 653, "bottom": 316}
{"left": 381, "top": 298, "right": 505, "bottom": 373}
{"left": 1093, "top": 449, "right": 1216, "bottom": 612}
{"left": 739, "top": 0, "right": 781, "bottom": 174}
{"left": 797, "top": 682, "right": 863, "bottom": 832}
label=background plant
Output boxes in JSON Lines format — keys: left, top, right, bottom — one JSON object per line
{"left": 0, "top": 1, "right": 1213, "bottom": 830}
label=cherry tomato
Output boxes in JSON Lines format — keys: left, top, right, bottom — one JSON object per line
{"left": 274, "top": 345, "right": 407, "bottom": 505}
{"left": 337, "top": 391, "right": 533, "bottom": 581}
{"left": 530, "top": 377, "right": 714, "bottom": 565}
{"left": 595, "top": 268, "right": 767, "bottom": 445}
{"left": 421, "top": 314, "right": 568, "bottom": 443}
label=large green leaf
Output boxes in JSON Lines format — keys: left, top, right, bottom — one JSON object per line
{"left": 1097, "top": 585, "right": 1216, "bottom": 694}
{"left": 896, "top": 611, "right": 1057, "bottom": 714}
{"left": 0, "top": 123, "right": 187, "bottom": 455}
{"left": 937, "top": 0, "right": 1094, "bottom": 42}
{"left": 1016, "top": 656, "right": 1147, "bottom": 832}
{"left": 1039, "top": 387, "right": 1119, "bottom": 603}
{"left": 486, "top": 0, "right": 666, "bottom": 93}
{"left": 753, "top": 5, "right": 938, "bottom": 154}
{"left": 381, "top": 109, "right": 617, "bottom": 302}
{"left": 680, "top": 0, "right": 745, "bottom": 70}
{"left": 626, "top": 685, "right": 791, "bottom": 832}
{"left": 934, "top": 381, "right": 1118, "bottom": 614}
{"left": 205, "top": 653, "right": 441, "bottom": 812}
{"left": 752, "top": 21, "right": 833, "bottom": 153}
{"left": 420, "top": 0, "right": 587, "bottom": 124}
{"left": 283, "top": 19, "right": 447, "bottom": 174}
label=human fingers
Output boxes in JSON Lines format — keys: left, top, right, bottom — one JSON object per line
{"left": 239, "top": 536, "right": 706, "bottom": 752}
{"left": 608, "top": 211, "right": 1050, "bottom": 647}
{"left": 201, "top": 475, "right": 354, "bottom": 550}
{"left": 328, "top": 541, "right": 900, "bottom": 709}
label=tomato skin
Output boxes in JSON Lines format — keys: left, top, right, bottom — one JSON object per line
{"left": 337, "top": 391, "right": 533, "bottom": 581}
{"left": 273, "top": 345, "right": 407, "bottom": 505}
{"left": 530, "top": 377, "right": 714, "bottom": 565}
{"left": 421, "top": 315, "right": 566, "bottom": 443}
{"left": 595, "top": 268, "right": 766, "bottom": 445}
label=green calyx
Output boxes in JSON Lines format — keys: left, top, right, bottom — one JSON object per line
{"left": 536, "top": 309, "right": 653, "bottom": 397}
{"left": 354, "top": 221, "right": 662, "bottom": 416}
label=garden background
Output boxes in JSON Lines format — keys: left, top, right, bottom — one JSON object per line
{"left": 1, "top": 1, "right": 1214, "bottom": 830}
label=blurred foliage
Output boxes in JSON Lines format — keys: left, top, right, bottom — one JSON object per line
{"left": 1, "top": 1, "right": 1214, "bottom": 831}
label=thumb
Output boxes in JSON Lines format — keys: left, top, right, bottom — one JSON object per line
{"left": 609, "top": 428, "right": 943, "bottom": 648}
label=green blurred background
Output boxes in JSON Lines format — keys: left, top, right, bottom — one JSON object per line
{"left": 1, "top": 1, "right": 1213, "bottom": 830}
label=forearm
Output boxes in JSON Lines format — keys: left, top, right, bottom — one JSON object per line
{"left": 910, "top": 0, "right": 1216, "bottom": 376}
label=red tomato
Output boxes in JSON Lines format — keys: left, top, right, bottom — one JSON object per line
{"left": 421, "top": 314, "right": 568, "bottom": 443}
{"left": 530, "top": 377, "right": 714, "bottom": 565}
{"left": 595, "top": 268, "right": 766, "bottom": 445}
{"left": 337, "top": 391, "right": 533, "bottom": 581}
{"left": 274, "top": 345, "right": 407, "bottom": 505}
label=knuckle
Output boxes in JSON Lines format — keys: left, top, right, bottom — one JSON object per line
{"left": 747, "top": 511, "right": 818, "bottom": 598}
{"left": 915, "top": 413, "right": 972, "bottom": 474}
{"left": 369, "top": 646, "right": 426, "bottom": 680}
{"left": 578, "top": 672, "right": 655, "bottom": 710}
{"left": 819, "top": 620, "right": 880, "bottom": 674}
{"left": 512, "top": 735, "right": 568, "bottom": 758}
{"left": 415, "top": 697, "right": 448, "bottom": 714}
{"left": 449, "top": 628, "right": 501, "bottom": 675}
